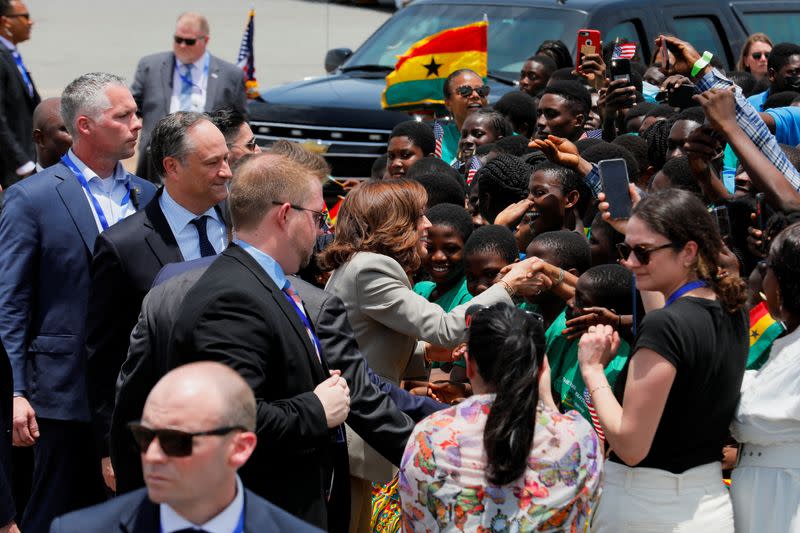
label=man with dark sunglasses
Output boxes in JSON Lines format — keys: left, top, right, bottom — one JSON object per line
{"left": 131, "top": 11, "right": 246, "bottom": 182}
{"left": 51, "top": 362, "right": 321, "bottom": 532}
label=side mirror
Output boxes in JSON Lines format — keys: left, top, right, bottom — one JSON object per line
{"left": 324, "top": 48, "right": 353, "bottom": 73}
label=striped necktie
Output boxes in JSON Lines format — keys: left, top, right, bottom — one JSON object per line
{"left": 282, "top": 282, "right": 322, "bottom": 364}
{"left": 179, "top": 63, "right": 194, "bottom": 110}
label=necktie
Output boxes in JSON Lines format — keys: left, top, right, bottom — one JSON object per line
{"left": 282, "top": 282, "right": 322, "bottom": 364}
{"left": 173, "top": 529, "right": 211, "bottom": 533}
{"left": 179, "top": 63, "right": 194, "bottom": 110}
{"left": 11, "top": 49, "right": 33, "bottom": 97}
{"left": 189, "top": 216, "right": 216, "bottom": 257}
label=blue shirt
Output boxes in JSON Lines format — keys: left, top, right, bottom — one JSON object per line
{"left": 66, "top": 149, "right": 137, "bottom": 232}
{"left": 766, "top": 106, "right": 800, "bottom": 147}
{"left": 234, "top": 238, "right": 287, "bottom": 289}
{"left": 158, "top": 187, "right": 226, "bottom": 260}
{"left": 747, "top": 89, "right": 769, "bottom": 113}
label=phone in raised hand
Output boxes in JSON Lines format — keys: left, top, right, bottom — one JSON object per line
{"left": 576, "top": 29, "right": 601, "bottom": 71}
{"left": 598, "top": 158, "right": 633, "bottom": 218}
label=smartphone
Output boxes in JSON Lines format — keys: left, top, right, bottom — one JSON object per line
{"left": 576, "top": 29, "right": 601, "bottom": 70}
{"left": 598, "top": 158, "right": 633, "bottom": 218}
{"left": 609, "top": 58, "right": 631, "bottom": 82}
{"left": 668, "top": 84, "right": 699, "bottom": 108}
{"left": 755, "top": 192, "right": 766, "bottom": 231}
{"left": 712, "top": 205, "right": 733, "bottom": 241}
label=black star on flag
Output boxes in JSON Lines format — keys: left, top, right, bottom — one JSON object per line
{"left": 423, "top": 57, "right": 442, "bottom": 77}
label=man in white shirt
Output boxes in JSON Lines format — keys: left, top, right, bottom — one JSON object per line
{"left": 51, "top": 361, "right": 322, "bottom": 532}
{"left": 131, "top": 12, "right": 247, "bottom": 183}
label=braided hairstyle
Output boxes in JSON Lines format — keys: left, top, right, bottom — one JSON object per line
{"left": 467, "top": 303, "right": 546, "bottom": 485}
{"left": 642, "top": 119, "right": 673, "bottom": 172}
{"left": 768, "top": 222, "right": 800, "bottom": 317}
{"left": 475, "top": 154, "right": 532, "bottom": 223}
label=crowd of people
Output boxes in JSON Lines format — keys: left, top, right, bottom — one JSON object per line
{"left": 1, "top": 0, "right": 800, "bottom": 532}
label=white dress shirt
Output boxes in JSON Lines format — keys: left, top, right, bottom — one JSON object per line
{"left": 160, "top": 476, "right": 245, "bottom": 533}
{"left": 158, "top": 186, "right": 226, "bottom": 260}
{"left": 169, "top": 52, "right": 209, "bottom": 113}
{"left": 65, "top": 149, "right": 137, "bottom": 232}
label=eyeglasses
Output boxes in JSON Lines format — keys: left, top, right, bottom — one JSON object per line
{"left": 3, "top": 12, "right": 29, "bottom": 20}
{"left": 271, "top": 201, "right": 328, "bottom": 230}
{"left": 128, "top": 422, "right": 245, "bottom": 457}
{"left": 174, "top": 35, "right": 204, "bottom": 46}
{"left": 751, "top": 52, "right": 770, "bottom": 60}
{"left": 616, "top": 242, "right": 674, "bottom": 265}
{"left": 227, "top": 138, "right": 258, "bottom": 152}
{"left": 454, "top": 84, "right": 490, "bottom": 98}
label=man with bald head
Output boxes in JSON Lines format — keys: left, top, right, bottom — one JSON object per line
{"left": 51, "top": 362, "right": 321, "bottom": 532}
{"left": 168, "top": 153, "right": 350, "bottom": 530}
{"left": 85, "top": 111, "right": 232, "bottom": 493}
{"left": 32, "top": 97, "right": 72, "bottom": 171}
{"left": 132, "top": 12, "right": 246, "bottom": 182}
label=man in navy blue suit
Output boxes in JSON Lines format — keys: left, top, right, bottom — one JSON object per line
{"left": 0, "top": 72, "right": 156, "bottom": 533}
{"left": 51, "top": 361, "right": 321, "bottom": 532}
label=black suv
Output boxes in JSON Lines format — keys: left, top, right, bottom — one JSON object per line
{"left": 247, "top": 0, "right": 800, "bottom": 178}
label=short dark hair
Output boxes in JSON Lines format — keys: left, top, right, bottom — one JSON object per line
{"left": 768, "top": 43, "right": 800, "bottom": 73}
{"left": 209, "top": 106, "right": 247, "bottom": 143}
{"left": 493, "top": 91, "right": 537, "bottom": 138}
{"left": 548, "top": 68, "right": 582, "bottom": 83}
{"left": 494, "top": 135, "right": 533, "bottom": 157}
{"left": 406, "top": 156, "right": 462, "bottom": 185}
{"left": 0, "top": 0, "right": 12, "bottom": 16}
{"left": 729, "top": 71, "right": 758, "bottom": 97}
{"left": 443, "top": 68, "right": 481, "bottom": 98}
{"left": 526, "top": 54, "right": 558, "bottom": 75}
{"left": 580, "top": 264, "right": 634, "bottom": 314}
{"left": 149, "top": 111, "right": 208, "bottom": 175}
{"left": 624, "top": 102, "right": 657, "bottom": 123}
{"left": 426, "top": 203, "right": 474, "bottom": 243}
{"left": 536, "top": 40, "right": 573, "bottom": 69}
{"left": 389, "top": 120, "right": 435, "bottom": 155}
{"left": 581, "top": 141, "right": 641, "bottom": 185}
{"left": 574, "top": 138, "right": 604, "bottom": 153}
{"left": 769, "top": 222, "right": 800, "bottom": 316}
{"left": 371, "top": 154, "right": 388, "bottom": 179}
{"left": 542, "top": 81, "right": 591, "bottom": 117}
{"left": 645, "top": 104, "right": 677, "bottom": 120}
{"left": 468, "top": 108, "right": 514, "bottom": 138}
{"left": 476, "top": 154, "right": 532, "bottom": 222}
{"left": 764, "top": 91, "right": 800, "bottom": 110}
{"left": 463, "top": 224, "right": 519, "bottom": 264}
{"left": 613, "top": 135, "right": 649, "bottom": 178}
{"left": 659, "top": 156, "right": 702, "bottom": 197}
{"left": 674, "top": 106, "right": 706, "bottom": 126}
{"left": 531, "top": 161, "right": 581, "bottom": 194}
{"left": 413, "top": 173, "right": 465, "bottom": 208}
{"left": 528, "top": 229, "right": 591, "bottom": 275}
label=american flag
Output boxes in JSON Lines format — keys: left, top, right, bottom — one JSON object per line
{"left": 236, "top": 9, "right": 260, "bottom": 99}
{"left": 465, "top": 155, "right": 482, "bottom": 185}
{"left": 584, "top": 388, "right": 606, "bottom": 441}
{"left": 433, "top": 121, "right": 444, "bottom": 159}
{"left": 612, "top": 42, "right": 637, "bottom": 60}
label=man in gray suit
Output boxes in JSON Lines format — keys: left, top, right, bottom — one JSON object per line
{"left": 131, "top": 12, "right": 247, "bottom": 182}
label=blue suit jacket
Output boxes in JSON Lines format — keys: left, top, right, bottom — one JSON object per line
{"left": 0, "top": 161, "right": 156, "bottom": 421}
{"left": 49, "top": 486, "right": 323, "bottom": 533}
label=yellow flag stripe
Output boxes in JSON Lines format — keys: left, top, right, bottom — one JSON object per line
{"left": 386, "top": 51, "right": 487, "bottom": 87}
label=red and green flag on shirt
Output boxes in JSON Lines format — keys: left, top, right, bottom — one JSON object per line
{"left": 381, "top": 20, "right": 488, "bottom": 111}
{"left": 747, "top": 301, "right": 784, "bottom": 370}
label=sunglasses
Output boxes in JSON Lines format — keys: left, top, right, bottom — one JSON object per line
{"left": 174, "top": 35, "right": 204, "bottom": 46}
{"left": 128, "top": 422, "right": 245, "bottom": 457}
{"left": 454, "top": 84, "right": 490, "bottom": 98}
{"left": 227, "top": 138, "right": 258, "bottom": 152}
{"left": 616, "top": 242, "right": 674, "bottom": 265}
{"left": 271, "top": 201, "right": 329, "bottom": 230}
{"left": 751, "top": 52, "right": 770, "bottom": 60}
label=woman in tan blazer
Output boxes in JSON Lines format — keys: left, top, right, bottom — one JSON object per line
{"left": 321, "top": 179, "right": 546, "bottom": 533}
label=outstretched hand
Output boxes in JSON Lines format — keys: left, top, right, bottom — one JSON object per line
{"left": 656, "top": 35, "right": 703, "bottom": 78}
{"left": 529, "top": 135, "right": 581, "bottom": 170}
{"left": 694, "top": 88, "right": 738, "bottom": 134}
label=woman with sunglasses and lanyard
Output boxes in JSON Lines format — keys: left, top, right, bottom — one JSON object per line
{"left": 737, "top": 33, "right": 773, "bottom": 81}
{"left": 578, "top": 189, "right": 749, "bottom": 532}
{"left": 439, "top": 69, "right": 490, "bottom": 165}
{"left": 730, "top": 222, "right": 800, "bottom": 532}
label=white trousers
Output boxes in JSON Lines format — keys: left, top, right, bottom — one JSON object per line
{"left": 591, "top": 460, "right": 734, "bottom": 532}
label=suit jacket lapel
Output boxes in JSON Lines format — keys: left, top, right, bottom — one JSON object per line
{"left": 144, "top": 188, "right": 184, "bottom": 265}
{"left": 160, "top": 54, "right": 175, "bottom": 118}
{"left": 119, "top": 491, "right": 159, "bottom": 533}
{"left": 0, "top": 46, "right": 35, "bottom": 104}
{"left": 225, "top": 245, "right": 327, "bottom": 381}
{"left": 54, "top": 163, "right": 99, "bottom": 251}
{"left": 204, "top": 55, "right": 221, "bottom": 111}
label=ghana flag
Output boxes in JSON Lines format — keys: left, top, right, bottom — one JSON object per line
{"left": 747, "top": 301, "right": 784, "bottom": 370}
{"left": 381, "top": 20, "right": 488, "bottom": 111}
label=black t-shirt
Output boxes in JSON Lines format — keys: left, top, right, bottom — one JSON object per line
{"left": 610, "top": 297, "right": 748, "bottom": 473}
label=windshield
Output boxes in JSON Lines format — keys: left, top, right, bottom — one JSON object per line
{"left": 345, "top": 3, "right": 586, "bottom": 76}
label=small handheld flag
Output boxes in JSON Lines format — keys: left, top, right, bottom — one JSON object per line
{"left": 237, "top": 8, "right": 260, "bottom": 99}
{"left": 465, "top": 155, "right": 482, "bottom": 185}
{"left": 612, "top": 42, "right": 637, "bottom": 60}
{"left": 433, "top": 121, "right": 444, "bottom": 159}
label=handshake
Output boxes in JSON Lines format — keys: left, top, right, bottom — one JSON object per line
{"left": 314, "top": 370, "right": 351, "bottom": 427}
